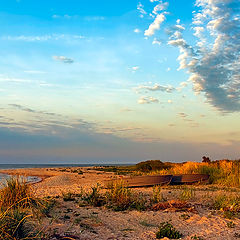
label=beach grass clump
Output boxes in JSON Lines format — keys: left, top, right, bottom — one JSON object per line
{"left": 156, "top": 222, "right": 183, "bottom": 239}
{"left": 213, "top": 194, "right": 240, "bottom": 218}
{"left": 62, "top": 192, "right": 75, "bottom": 202}
{"left": 0, "top": 177, "right": 33, "bottom": 210}
{"left": 0, "top": 177, "right": 43, "bottom": 239}
{"left": 105, "top": 180, "right": 147, "bottom": 211}
{"left": 105, "top": 180, "right": 133, "bottom": 211}
{"left": 179, "top": 187, "right": 195, "bottom": 201}
{"left": 82, "top": 184, "right": 105, "bottom": 207}
{"left": 151, "top": 185, "right": 164, "bottom": 203}
{"left": 0, "top": 208, "right": 39, "bottom": 240}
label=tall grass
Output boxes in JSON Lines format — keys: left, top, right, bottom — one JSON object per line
{"left": 0, "top": 177, "right": 44, "bottom": 239}
{"left": 0, "top": 177, "right": 33, "bottom": 210}
{"left": 151, "top": 160, "right": 240, "bottom": 187}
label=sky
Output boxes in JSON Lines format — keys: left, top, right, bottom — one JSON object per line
{"left": 0, "top": 0, "right": 239, "bottom": 164}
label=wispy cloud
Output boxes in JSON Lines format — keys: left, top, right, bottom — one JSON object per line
{"left": 136, "top": 83, "right": 175, "bottom": 93}
{"left": 2, "top": 34, "right": 85, "bottom": 42}
{"left": 131, "top": 66, "right": 140, "bottom": 72}
{"left": 52, "top": 56, "right": 74, "bottom": 64}
{"left": 137, "top": 2, "right": 147, "bottom": 18}
{"left": 138, "top": 96, "right": 159, "bottom": 104}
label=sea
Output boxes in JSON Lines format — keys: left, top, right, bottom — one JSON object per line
{"left": 0, "top": 163, "right": 131, "bottom": 184}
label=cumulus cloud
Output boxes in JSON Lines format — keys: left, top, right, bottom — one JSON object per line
{"left": 136, "top": 83, "right": 175, "bottom": 93}
{"left": 167, "top": 0, "right": 240, "bottom": 112}
{"left": 138, "top": 96, "right": 159, "bottom": 104}
{"left": 53, "top": 56, "right": 74, "bottom": 64}
{"left": 142, "top": 0, "right": 240, "bottom": 112}
{"left": 145, "top": 13, "right": 166, "bottom": 36}
{"left": 144, "top": 0, "right": 169, "bottom": 36}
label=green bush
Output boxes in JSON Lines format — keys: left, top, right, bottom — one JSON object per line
{"left": 135, "top": 160, "right": 170, "bottom": 172}
{"left": 156, "top": 222, "right": 183, "bottom": 239}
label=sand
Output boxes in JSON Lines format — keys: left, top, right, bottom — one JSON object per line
{"left": 1, "top": 167, "right": 240, "bottom": 240}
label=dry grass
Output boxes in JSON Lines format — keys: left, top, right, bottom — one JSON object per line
{"left": 150, "top": 160, "right": 240, "bottom": 187}
{"left": 0, "top": 177, "right": 53, "bottom": 239}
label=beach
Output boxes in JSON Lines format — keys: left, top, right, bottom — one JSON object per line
{"left": 0, "top": 166, "right": 240, "bottom": 240}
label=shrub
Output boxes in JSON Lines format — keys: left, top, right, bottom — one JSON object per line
{"left": 191, "top": 235, "right": 204, "bottom": 240}
{"left": 135, "top": 160, "right": 169, "bottom": 172}
{"left": 156, "top": 222, "right": 183, "bottom": 239}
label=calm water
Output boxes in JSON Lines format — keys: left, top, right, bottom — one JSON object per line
{"left": 0, "top": 164, "right": 95, "bottom": 185}
{"left": 0, "top": 163, "right": 132, "bottom": 185}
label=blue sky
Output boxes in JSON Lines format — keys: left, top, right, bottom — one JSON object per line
{"left": 0, "top": 0, "right": 239, "bottom": 163}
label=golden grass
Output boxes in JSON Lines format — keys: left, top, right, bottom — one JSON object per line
{"left": 149, "top": 160, "right": 240, "bottom": 187}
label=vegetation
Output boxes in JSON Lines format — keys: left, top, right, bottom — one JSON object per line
{"left": 95, "top": 159, "right": 240, "bottom": 188}
{"left": 135, "top": 160, "right": 171, "bottom": 172}
{"left": 0, "top": 177, "right": 33, "bottom": 210}
{"left": 179, "top": 187, "right": 195, "bottom": 201}
{"left": 0, "top": 177, "right": 43, "bottom": 239}
{"left": 156, "top": 222, "right": 183, "bottom": 239}
{"left": 0, "top": 177, "right": 57, "bottom": 239}
{"left": 152, "top": 159, "right": 240, "bottom": 187}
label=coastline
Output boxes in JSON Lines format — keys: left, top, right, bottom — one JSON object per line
{"left": 1, "top": 166, "right": 240, "bottom": 239}
{"left": 0, "top": 166, "right": 117, "bottom": 197}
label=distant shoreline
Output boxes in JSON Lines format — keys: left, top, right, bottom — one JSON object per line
{"left": 0, "top": 163, "right": 134, "bottom": 170}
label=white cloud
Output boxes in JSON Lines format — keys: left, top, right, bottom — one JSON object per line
{"left": 152, "top": 1, "right": 169, "bottom": 15}
{"left": 131, "top": 66, "right": 140, "bottom": 72}
{"left": 169, "top": 0, "right": 240, "bottom": 112}
{"left": 52, "top": 56, "right": 74, "bottom": 64}
{"left": 152, "top": 38, "right": 161, "bottom": 45}
{"left": 2, "top": 34, "right": 85, "bottom": 42}
{"left": 138, "top": 96, "right": 159, "bottom": 104}
{"left": 136, "top": 83, "right": 175, "bottom": 93}
{"left": 144, "top": 13, "right": 166, "bottom": 36}
{"left": 134, "top": 28, "right": 141, "bottom": 33}
{"left": 137, "top": 2, "right": 147, "bottom": 18}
